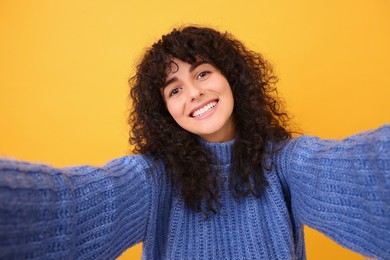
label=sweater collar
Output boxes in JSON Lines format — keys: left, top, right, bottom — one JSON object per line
{"left": 197, "top": 138, "right": 235, "bottom": 165}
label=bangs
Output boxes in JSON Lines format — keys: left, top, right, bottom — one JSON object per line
{"left": 160, "top": 55, "right": 211, "bottom": 89}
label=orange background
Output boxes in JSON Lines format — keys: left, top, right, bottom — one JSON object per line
{"left": 0, "top": 0, "right": 389, "bottom": 259}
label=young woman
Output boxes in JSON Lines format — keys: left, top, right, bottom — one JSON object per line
{"left": 0, "top": 26, "right": 389, "bottom": 259}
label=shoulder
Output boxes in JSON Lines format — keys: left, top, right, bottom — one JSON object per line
{"left": 275, "top": 123, "right": 390, "bottom": 159}
{"left": 102, "top": 154, "right": 167, "bottom": 180}
{"left": 103, "top": 154, "right": 160, "bottom": 171}
{"left": 272, "top": 124, "right": 390, "bottom": 183}
{"left": 313, "top": 124, "right": 388, "bottom": 155}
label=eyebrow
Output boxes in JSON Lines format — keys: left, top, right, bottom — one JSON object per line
{"left": 162, "top": 60, "right": 208, "bottom": 89}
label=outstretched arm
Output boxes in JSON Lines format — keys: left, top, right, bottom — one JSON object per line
{"left": 0, "top": 155, "right": 154, "bottom": 259}
{"left": 281, "top": 124, "right": 390, "bottom": 259}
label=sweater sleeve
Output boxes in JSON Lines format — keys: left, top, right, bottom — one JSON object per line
{"left": 0, "top": 155, "right": 154, "bottom": 259}
{"left": 282, "top": 124, "right": 390, "bottom": 259}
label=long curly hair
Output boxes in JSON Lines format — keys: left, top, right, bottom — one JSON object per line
{"left": 129, "top": 26, "right": 291, "bottom": 214}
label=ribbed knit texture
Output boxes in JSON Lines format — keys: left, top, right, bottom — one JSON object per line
{"left": 0, "top": 124, "right": 389, "bottom": 259}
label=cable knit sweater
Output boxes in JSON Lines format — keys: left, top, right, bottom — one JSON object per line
{"left": 0, "top": 125, "right": 389, "bottom": 259}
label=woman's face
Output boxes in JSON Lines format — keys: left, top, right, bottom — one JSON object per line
{"left": 161, "top": 58, "right": 236, "bottom": 142}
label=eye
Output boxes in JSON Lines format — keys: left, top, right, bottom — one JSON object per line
{"left": 169, "top": 87, "right": 180, "bottom": 97}
{"left": 197, "top": 71, "right": 210, "bottom": 79}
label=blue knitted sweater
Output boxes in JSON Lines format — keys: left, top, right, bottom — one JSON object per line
{"left": 0, "top": 125, "right": 389, "bottom": 259}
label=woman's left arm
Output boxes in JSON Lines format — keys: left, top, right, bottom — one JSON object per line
{"left": 283, "top": 124, "right": 390, "bottom": 259}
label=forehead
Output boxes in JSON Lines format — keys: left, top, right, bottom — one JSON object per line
{"left": 166, "top": 54, "right": 209, "bottom": 69}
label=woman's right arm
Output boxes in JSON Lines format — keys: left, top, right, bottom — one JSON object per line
{"left": 0, "top": 155, "right": 155, "bottom": 259}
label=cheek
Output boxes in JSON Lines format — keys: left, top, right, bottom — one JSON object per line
{"left": 223, "top": 86, "right": 235, "bottom": 112}
{"left": 166, "top": 100, "right": 186, "bottom": 120}
{"left": 214, "top": 77, "right": 231, "bottom": 93}
{"left": 166, "top": 106, "right": 176, "bottom": 119}
{"left": 219, "top": 85, "right": 234, "bottom": 105}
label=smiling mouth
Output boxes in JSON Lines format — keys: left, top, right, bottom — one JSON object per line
{"left": 190, "top": 101, "right": 218, "bottom": 118}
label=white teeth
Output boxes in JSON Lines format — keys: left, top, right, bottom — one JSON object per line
{"left": 191, "top": 101, "right": 217, "bottom": 117}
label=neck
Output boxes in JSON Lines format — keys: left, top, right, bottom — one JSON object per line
{"left": 198, "top": 138, "right": 235, "bottom": 165}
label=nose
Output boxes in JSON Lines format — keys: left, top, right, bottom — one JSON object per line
{"left": 188, "top": 84, "right": 204, "bottom": 102}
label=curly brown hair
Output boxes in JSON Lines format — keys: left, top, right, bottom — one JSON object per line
{"left": 129, "top": 26, "right": 291, "bottom": 214}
